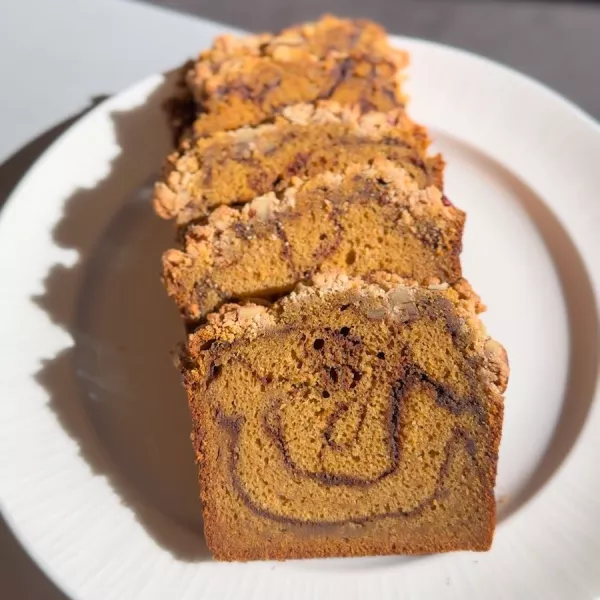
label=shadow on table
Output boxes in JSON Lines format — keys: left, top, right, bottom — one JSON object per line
{"left": 0, "top": 97, "right": 108, "bottom": 212}
{"left": 30, "top": 77, "right": 210, "bottom": 562}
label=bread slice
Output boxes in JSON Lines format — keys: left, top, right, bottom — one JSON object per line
{"left": 180, "top": 273, "right": 508, "bottom": 561}
{"left": 162, "top": 160, "right": 463, "bottom": 324}
{"left": 153, "top": 103, "right": 444, "bottom": 224}
{"left": 186, "top": 16, "right": 408, "bottom": 136}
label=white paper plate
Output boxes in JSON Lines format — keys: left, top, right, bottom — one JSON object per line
{"left": 1, "top": 36, "right": 599, "bottom": 600}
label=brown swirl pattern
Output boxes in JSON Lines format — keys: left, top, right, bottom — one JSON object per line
{"left": 205, "top": 319, "right": 489, "bottom": 526}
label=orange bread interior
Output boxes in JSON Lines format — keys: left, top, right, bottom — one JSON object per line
{"left": 180, "top": 274, "right": 508, "bottom": 560}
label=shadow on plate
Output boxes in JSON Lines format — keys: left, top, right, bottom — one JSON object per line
{"left": 501, "top": 179, "right": 600, "bottom": 519}
{"left": 451, "top": 136, "right": 600, "bottom": 522}
{"left": 0, "top": 96, "right": 108, "bottom": 212}
{"left": 32, "top": 76, "right": 210, "bottom": 562}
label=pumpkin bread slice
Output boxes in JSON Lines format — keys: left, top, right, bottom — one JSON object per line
{"left": 162, "top": 160, "right": 463, "bottom": 324}
{"left": 179, "top": 273, "right": 508, "bottom": 560}
{"left": 187, "top": 15, "right": 408, "bottom": 136}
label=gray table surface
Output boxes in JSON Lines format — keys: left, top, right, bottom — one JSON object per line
{"left": 1, "top": 0, "right": 598, "bottom": 598}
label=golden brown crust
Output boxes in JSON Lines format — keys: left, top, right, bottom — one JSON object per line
{"left": 181, "top": 275, "right": 507, "bottom": 561}
{"left": 153, "top": 102, "right": 444, "bottom": 223}
{"left": 162, "top": 160, "right": 463, "bottom": 324}
{"left": 186, "top": 16, "right": 408, "bottom": 136}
